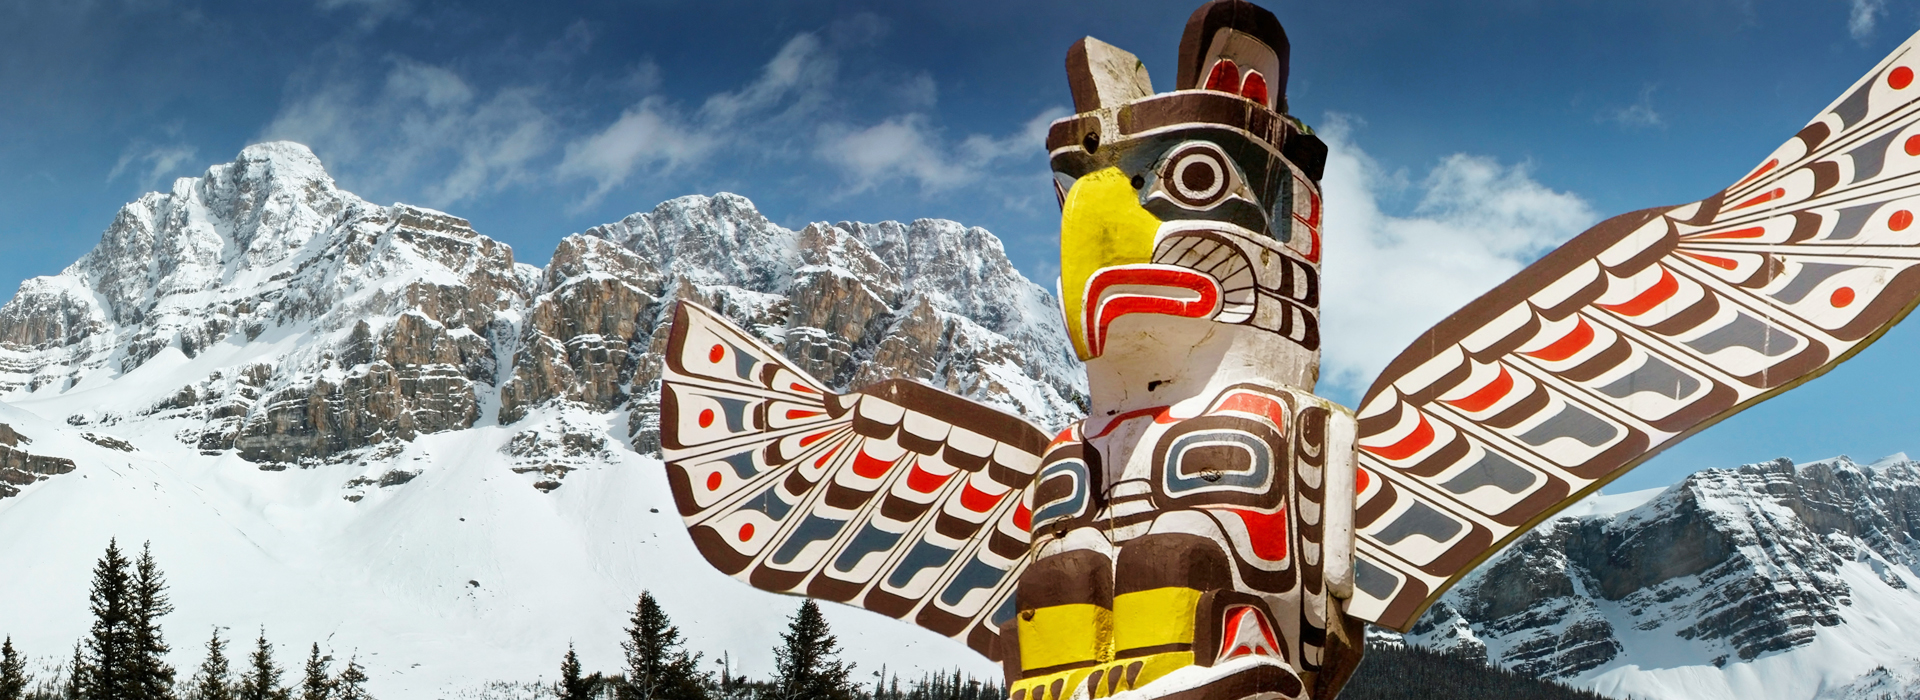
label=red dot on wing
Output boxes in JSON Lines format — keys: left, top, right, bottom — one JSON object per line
{"left": 708, "top": 344, "right": 725, "bottom": 363}
{"left": 698, "top": 409, "right": 715, "bottom": 428}
{"left": 738, "top": 523, "right": 755, "bottom": 540}
{"left": 1906, "top": 135, "right": 1920, "bottom": 157}
{"left": 1892, "top": 210, "right": 1914, "bottom": 232}
{"left": 1832, "top": 287, "right": 1857, "bottom": 307}
{"left": 1893, "top": 67, "right": 1915, "bottom": 90}
{"left": 705, "top": 472, "right": 723, "bottom": 491}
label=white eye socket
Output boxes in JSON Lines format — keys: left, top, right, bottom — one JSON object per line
{"left": 1161, "top": 144, "right": 1233, "bottom": 208}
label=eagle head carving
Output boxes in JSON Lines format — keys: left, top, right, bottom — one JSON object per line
{"left": 1050, "top": 0, "right": 1328, "bottom": 402}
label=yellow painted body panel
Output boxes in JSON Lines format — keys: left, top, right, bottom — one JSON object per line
{"left": 1114, "top": 587, "right": 1203, "bottom": 651}
{"left": 1019, "top": 603, "right": 1116, "bottom": 671}
{"left": 1013, "top": 590, "right": 1210, "bottom": 700}
{"left": 1010, "top": 652, "right": 1197, "bottom": 700}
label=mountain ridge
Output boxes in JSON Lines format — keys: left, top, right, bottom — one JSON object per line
{"left": 1398, "top": 453, "right": 1920, "bottom": 700}
{"left": 0, "top": 142, "right": 1079, "bottom": 697}
{"left": 0, "top": 142, "right": 1084, "bottom": 475}
{"left": 10, "top": 142, "right": 1920, "bottom": 700}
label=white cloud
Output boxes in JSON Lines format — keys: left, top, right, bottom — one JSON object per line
{"left": 816, "top": 106, "right": 1069, "bottom": 194}
{"left": 261, "top": 57, "right": 555, "bottom": 208}
{"left": 963, "top": 107, "right": 1071, "bottom": 163}
{"left": 316, "top": 0, "right": 406, "bottom": 30}
{"left": 1851, "top": 0, "right": 1886, "bottom": 41}
{"left": 1316, "top": 115, "right": 1599, "bottom": 394}
{"left": 107, "top": 142, "right": 198, "bottom": 191}
{"left": 260, "top": 18, "right": 1061, "bottom": 215}
{"left": 1606, "top": 85, "right": 1664, "bottom": 129}
{"left": 554, "top": 98, "right": 717, "bottom": 206}
{"left": 554, "top": 33, "right": 839, "bottom": 208}
{"left": 896, "top": 73, "right": 938, "bottom": 109}
{"left": 698, "top": 33, "right": 835, "bottom": 124}
{"left": 557, "top": 26, "right": 1064, "bottom": 206}
{"left": 817, "top": 115, "right": 970, "bottom": 192}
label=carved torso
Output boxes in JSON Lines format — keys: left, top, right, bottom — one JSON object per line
{"left": 1006, "top": 7, "right": 1367, "bottom": 695}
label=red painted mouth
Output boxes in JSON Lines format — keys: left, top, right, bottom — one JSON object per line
{"left": 1082, "top": 265, "right": 1222, "bottom": 357}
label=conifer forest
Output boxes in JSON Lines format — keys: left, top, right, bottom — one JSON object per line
{"left": 0, "top": 543, "right": 1613, "bottom": 700}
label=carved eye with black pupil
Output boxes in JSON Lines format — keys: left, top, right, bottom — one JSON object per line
{"left": 1181, "top": 160, "right": 1216, "bottom": 193}
{"left": 1162, "top": 144, "right": 1232, "bottom": 208}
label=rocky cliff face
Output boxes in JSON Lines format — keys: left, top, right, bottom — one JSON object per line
{"left": 15, "top": 144, "right": 1920, "bottom": 700}
{"left": 0, "top": 143, "right": 1085, "bottom": 496}
{"left": 1400, "top": 455, "right": 1920, "bottom": 699}
{"left": 0, "top": 423, "right": 77, "bottom": 498}
{"left": 0, "top": 143, "right": 527, "bottom": 466}
{"left": 500, "top": 195, "right": 1087, "bottom": 453}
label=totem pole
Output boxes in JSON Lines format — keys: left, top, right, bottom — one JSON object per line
{"left": 658, "top": 2, "right": 1920, "bottom": 698}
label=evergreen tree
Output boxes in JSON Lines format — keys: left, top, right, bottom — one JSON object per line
{"left": 771, "top": 601, "right": 854, "bottom": 700}
{"left": 64, "top": 643, "right": 87, "bottom": 700}
{"left": 712, "top": 654, "right": 740, "bottom": 700}
{"left": 557, "top": 645, "right": 589, "bottom": 700}
{"left": 236, "top": 632, "right": 286, "bottom": 700}
{"left": 1336, "top": 643, "right": 1618, "bottom": 700}
{"left": 297, "top": 645, "right": 330, "bottom": 700}
{"left": 1, "top": 637, "right": 29, "bottom": 700}
{"left": 330, "top": 658, "right": 369, "bottom": 700}
{"left": 82, "top": 539, "right": 133, "bottom": 700}
{"left": 621, "top": 592, "right": 709, "bottom": 700}
{"left": 130, "top": 543, "right": 175, "bottom": 700}
{"left": 184, "top": 629, "right": 233, "bottom": 700}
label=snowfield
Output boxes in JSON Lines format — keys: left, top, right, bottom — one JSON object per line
{"left": 1399, "top": 459, "right": 1920, "bottom": 700}
{"left": 0, "top": 143, "right": 1035, "bottom": 698}
{"left": 13, "top": 141, "right": 1920, "bottom": 700}
{"left": 0, "top": 398, "right": 999, "bottom": 697}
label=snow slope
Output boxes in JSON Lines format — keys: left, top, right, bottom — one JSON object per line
{"left": 1402, "top": 456, "right": 1920, "bottom": 700}
{"left": 0, "top": 144, "right": 1060, "bottom": 697}
{"left": 0, "top": 390, "right": 1000, "bottom": 697}
{"left": 18, "top": 141, "right": 1920, "bottom": 700}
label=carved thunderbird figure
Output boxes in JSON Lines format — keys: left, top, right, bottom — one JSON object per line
{"left": 657, "top": 2, "right": 1920, "bottom": 698}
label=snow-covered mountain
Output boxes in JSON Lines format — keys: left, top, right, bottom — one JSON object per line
{"left": 14, "top": 141, "right": 1920, "bottom": 700}
{"left": 0, "top": 143, "right": 1084, "bottom": 697}
{"left": 1398, "top": 454, "right": 1920, "bottom": 700}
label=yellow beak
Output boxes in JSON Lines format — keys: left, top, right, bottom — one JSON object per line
{"left": 1060, "top": 167, "right": 1164, "bottom": 360}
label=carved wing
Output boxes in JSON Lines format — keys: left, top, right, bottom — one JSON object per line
{"left": 1347, "top": 32, "right": 1920, "bottom": 630}
{"left": 659, "top": 301, "right": 1050, "bottom": 658}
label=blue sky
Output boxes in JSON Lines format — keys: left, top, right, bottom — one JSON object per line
{"left": 2, "top": 0, "right": 1917, "bottom": 492}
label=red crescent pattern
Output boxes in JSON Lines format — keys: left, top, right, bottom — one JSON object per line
{"left": 1346, "top": 32, "right": 1920, "bottom": 630}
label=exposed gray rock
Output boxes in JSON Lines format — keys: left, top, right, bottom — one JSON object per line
{"left": 503, "top": 195, "right": 1088, "bottom": 453}
{"left": 1405, "top": 456, "right": 1919, "bottom": 680}
{"left": 0, "top": 424, "right": 77, "bottom": 499}
{"left": 0, "top": 145, "right": 1087, "bottom": 496}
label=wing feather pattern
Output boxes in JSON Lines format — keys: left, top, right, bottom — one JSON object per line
{"left": 1348, "top": 31, "right": 1920, "bottom": 630}
{"left": 660, "top": 301, "right": 1050, "bottom": 659}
